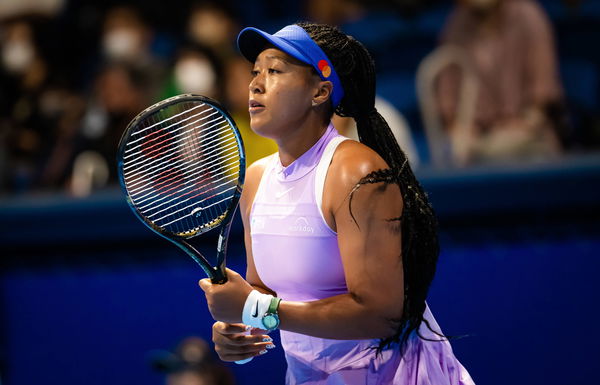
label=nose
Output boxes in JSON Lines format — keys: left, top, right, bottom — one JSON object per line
{"left": 249, "top": 72, "right": 264, "bottom": 95}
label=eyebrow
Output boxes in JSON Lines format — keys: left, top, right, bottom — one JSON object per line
{"left": 256, "top": 54, "right": 289, "bottom": 65}
{"left": 255, "top": 52, "right": 312, "bottom": 71}
{"left": 266, "top": 54, "right": 286, "bottom": 60}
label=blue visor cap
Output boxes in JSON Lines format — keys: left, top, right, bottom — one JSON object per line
{"left": 237, "top": 25, "right": 344, "bottom": 108}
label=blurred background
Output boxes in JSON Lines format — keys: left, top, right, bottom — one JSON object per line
{"left": 0, "top": 0, "right": 599, "bottom": 384}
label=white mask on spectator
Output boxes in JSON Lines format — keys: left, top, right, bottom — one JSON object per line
{"left": 174, "top": 58, "right": 216, "bottom": 95}
{"left": 103, "top": 28, "right": 142, "bottom": 61}
{"left": 2, "top": 40, "right": 34, "bottom": 74}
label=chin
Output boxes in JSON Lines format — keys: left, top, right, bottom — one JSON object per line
{"left": 250, "top": 119, "right": 277, "bottom": 140}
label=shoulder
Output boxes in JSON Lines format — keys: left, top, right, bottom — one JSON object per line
{"left": 328, "top": 140, "right": 389, "bottom": 188}
{"left": 323, "top": 139, "right": 403, "bottom": 228}
{"left": 246, "top": 154, "right": 274, "bottom": 185}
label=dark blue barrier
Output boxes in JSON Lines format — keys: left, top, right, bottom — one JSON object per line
{"left": 1, "top": 155, "right": 599, "bottom": 385}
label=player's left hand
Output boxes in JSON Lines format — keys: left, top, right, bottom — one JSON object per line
{"left": 199, "top": 268, "right": 254, "bottom": 323}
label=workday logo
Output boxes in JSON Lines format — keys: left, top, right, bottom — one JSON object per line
{"left": 289, "top": 217, "right": 314, "bottom": 234}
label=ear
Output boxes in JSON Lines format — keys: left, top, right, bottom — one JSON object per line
{"left": 312, "top": 81, "right": 333, "bottom": 107}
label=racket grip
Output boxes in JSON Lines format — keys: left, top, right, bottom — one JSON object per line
{"left": 235, "top": 357, "right": 254, "bottom": 365}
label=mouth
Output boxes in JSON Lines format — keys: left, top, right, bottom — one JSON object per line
{"left": 249, "top": 100, "right": 265, "bottom": 113}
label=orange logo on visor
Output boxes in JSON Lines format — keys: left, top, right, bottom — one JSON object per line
{"left": 318, "top": 60, "right": 331, "bottom": 78}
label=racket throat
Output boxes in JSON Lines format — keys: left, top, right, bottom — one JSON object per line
{"left": 177, "top": 239, "right": 228, "bottom": 283}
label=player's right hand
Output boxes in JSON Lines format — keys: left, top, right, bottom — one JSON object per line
{"left": 211, "top": 321, "right": 275, "bottom": 362}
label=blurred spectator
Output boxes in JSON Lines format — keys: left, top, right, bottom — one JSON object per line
{"left": 73, "top": 62, "right": 147, "bottom": 194}
{"left": 333, "top": 96, "right": 420, "bottom": 167}
{"left": 149, "top": 336, "right": 235, "bottom": 385}
{"left": 0, "top": 0, "right": 65, "bottom": 19}
{"left": 426, "top": 0, "right": 566, "bottom": 166}
{"left": 305, "top": 0, "right": 365, "bottom": 25}
{"left": 223, "top": 55, "right": 277, "bottom": 165}
{"left": 0, "top": 17, "right": 85, "bottom": 192}
{"left": 59, "top": 5, "right": 169, "bottom": 196}
{"left": 100, "top": 5, "right": 167, "bottom": 102}
{"left": 161, "top": 43, "right": 222, "bottom": 100}
{"left": 1, "top": 19, "right": 45, "bottom": 191}
{"left": 186, "top": 2, "right": 239, "bottom": 61}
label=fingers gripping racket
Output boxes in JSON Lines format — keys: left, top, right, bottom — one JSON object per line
{"left": 117, "top": 94, "right": 245, "bottom": 284}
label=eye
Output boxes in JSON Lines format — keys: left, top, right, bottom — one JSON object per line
{"left": 268, "top": 68, "right": 281, "bottom": 74}
{"left": 250, "top": 69, "right": 259, "bottom": 77}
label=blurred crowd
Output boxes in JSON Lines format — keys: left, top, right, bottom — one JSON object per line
{"left": 149, "top": 336, "right": 236, "bottom": 385}
{"left": 0, "top": 0, "right": 597, "bottom": 196}
{"left": 0, "top": 0, "right": 277, "bottom": 196}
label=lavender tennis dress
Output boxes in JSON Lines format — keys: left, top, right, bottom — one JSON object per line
{"left": 250, "top": 123, "right": 475, "bottom": 384}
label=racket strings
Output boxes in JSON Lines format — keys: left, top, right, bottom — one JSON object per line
{"left": 123, "top": 103, "right": 209, "bottom": 149}
{"left": 123, "top": 113, "right": 227, "bottom": 172}
{"left": 125, "top": 108, "right": 216, "bottom": 152}
{"left": 128, "top": 146, "right": 239, "bottom": 208}
{"left": 123, "top": 103, "right": 219, "bottom": 163}
{"left": 136, "top": 159, "right": 240, "bottom": 214}
{"left": 126, "top": 134, "right": 237, "bottom": 199}
{"left": 124, "top": 109, "right": 233, "bottom": 191}
{"left": 122, "top": 101, "right": 242, "bottom": 235}
{"left": 146, "top": 158, "right": 239, "bottom": 217}
{"left": 136, "top": 157, "right": 239, "bottom": 227}
{"left": 128, "top": 129, "right": 238, "bottom": 205}
{"left": 141, "top": 163, "right": 239, "bottom": 233}
{"left": 123, "top": 127, "right": 232, "bottom": 190}
{"left": 157, "top": 183, "right": 237, "bottom": 227}
{"left": 126, "top": 113, "right": 224, "bottom": 163}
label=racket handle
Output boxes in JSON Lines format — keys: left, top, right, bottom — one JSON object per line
{"left": 235, "top": 357, "right": 254, "bottom": 365}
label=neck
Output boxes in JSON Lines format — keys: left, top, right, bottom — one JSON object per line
{"left": 275, "top": 113, "right": 329, "bottom": 167}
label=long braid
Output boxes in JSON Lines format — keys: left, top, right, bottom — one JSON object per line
{"left": 297, "top": 22, "right": 443, "bottom": 353}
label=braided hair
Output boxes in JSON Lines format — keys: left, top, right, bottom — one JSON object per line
{"left": 297, "top": 22, "right": 443, "bottom": 353}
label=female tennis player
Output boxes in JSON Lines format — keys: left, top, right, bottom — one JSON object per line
{"left": 199, "top": 22, "right": 475, "bottom": 384}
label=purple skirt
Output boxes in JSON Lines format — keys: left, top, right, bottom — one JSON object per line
{"left": 280, "top": 305, "right": 475, "bottom": 385}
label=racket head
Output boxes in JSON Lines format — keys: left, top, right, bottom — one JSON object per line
{"left": 117, "top": 94, "right": 245, "bottom": 272}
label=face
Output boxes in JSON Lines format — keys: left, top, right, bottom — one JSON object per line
{"left": 1, "top": 21, "right": 36, "bottom": 74}
{"left": 248, "top": 48, "right": 320, "bottom": 139}
{"left": 97, "top": 66, "right": 140, "bottom": 115}
{"left": 188, "top": 6, "right": 234, "bottom": 49}
{"left": 102, "top": 7, "right": 148, "bottom": 62}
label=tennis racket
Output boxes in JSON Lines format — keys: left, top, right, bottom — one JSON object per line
{"left": 117, "top": 94, "right": 245, "bottom": 284}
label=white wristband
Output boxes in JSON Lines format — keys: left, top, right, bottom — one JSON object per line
{"left": 242, "top": 290, "right": 273, "bottom": 329}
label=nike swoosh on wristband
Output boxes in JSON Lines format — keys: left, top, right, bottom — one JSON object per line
{"left": 275, "top": 187, "right": 294, "bottom": 199}
{"left": 252, "top": 300, "right": 260, "bottom": 317}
